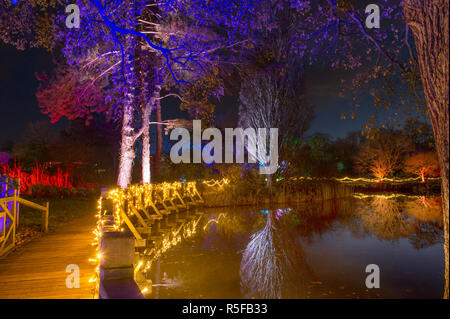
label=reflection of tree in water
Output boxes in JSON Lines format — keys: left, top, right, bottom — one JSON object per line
{"left": 357, "top": 197, "right": 414, "bottom": 241}
{"left": 356, "top": 196, "right": 443, "bottom": 246}
{"left": 405, "top": 197, "right": 443, "bottom": 249}
{"left": 293, "top": 199, "right": 364, "bottom": 242}
{"left": 405, "top": 196, "right": 442, "bottom": 222}
{"left": 409, "top": 221, "right": 444, "bottom": 249}
{"left": 240, "top": 210, "right": 313, "bottom": 299}
{"left": 202, "top": 208, "right": 266, "bottom": 252}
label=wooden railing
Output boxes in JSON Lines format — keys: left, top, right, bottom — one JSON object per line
{"left": 1, "top": 177, "right": 49, "bottom": 257}
{"left": 97, "top": 181, "right": 204, "bottom": 247}
{"left": 90, "top": 180, "right": 205, "bottom": 298}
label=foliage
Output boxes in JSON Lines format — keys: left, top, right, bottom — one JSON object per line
{"left": 404, "top": 119, "right": 435, "bottom": 150}
{"left": 179, "top": 70, "right": 224, "bottom": 125}
{"left": 404, "top": 152, "right": 440, "bottom": 182}
{"left": 369, "top": 158, "right": 392, "bottom": 180}
{"left": 354, "top": 130, "right": 414, "bottom": 179}
{"left": 36, "top": 67, "right": 107, "bottom": 125}
{"left": 0, "top": 0, "right": 60, "bottom": 51}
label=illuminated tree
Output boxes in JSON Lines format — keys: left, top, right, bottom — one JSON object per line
{"left": 404, "top": 152, "right": 440, "bottom": 182}
{"left": 369, "top": 158, "right": 392, "bottom": 181}
{"left": 354, "top": 131, "right": 414, "bottom": 179}
{"left": 36, "top": 67, "right": 107, "bottom": 125}
{"left": 56, "top": 0, "right": 259, "bottom": 188}
{"left": 238, "top": 2, "right": 314, "bottom": 186}
{"left": 401, "top": 3, "right": 448, "bottom": 296}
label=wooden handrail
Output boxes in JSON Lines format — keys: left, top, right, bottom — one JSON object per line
{"left": 0, "top": 196, "right": 49, "bottom": 233}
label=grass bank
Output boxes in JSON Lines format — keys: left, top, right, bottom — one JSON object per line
{"left": 349, "top": 179, "right": 441, "bottom": 195}
{"left": 14, "top": 196, "right": 97, "bottom": 247}
{"left": 18, "top": 196, "right": 97, "bottom": 229}
{"left": 200, "top": 180, "right": 355, "bottom": 207}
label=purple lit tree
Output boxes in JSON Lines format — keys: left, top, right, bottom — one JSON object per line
{"left": 56, "top": 0, "right": 259, "bottom": 187}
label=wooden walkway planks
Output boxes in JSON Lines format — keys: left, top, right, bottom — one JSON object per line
{"left": 0, "top": 213, "right": 97, "bottom": 299}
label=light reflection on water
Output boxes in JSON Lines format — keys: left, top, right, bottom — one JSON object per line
{"left": 138, "top": 195, "right": 444, "bottom": 299}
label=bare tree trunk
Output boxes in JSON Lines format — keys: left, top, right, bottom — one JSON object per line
{"left": 266, "top": 175, "right": 272, "bottom": 188}
{"left": 141, "top": 100, "right": 152, "bottom": 184}
{"left": 117, "top": 4, "right": 137, "bottom": 189}
{"left": 403, "top": 0, "right": 449, "bottom": 299}
{"left": 154, "top": 85, "right": 163, "bottom": 179}
{"left": 118, "top": 95, "right": 136, "bottom": 188}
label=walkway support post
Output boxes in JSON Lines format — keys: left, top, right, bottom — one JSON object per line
{"left": 99, "top": 230, "right": 144, "bottom": 299}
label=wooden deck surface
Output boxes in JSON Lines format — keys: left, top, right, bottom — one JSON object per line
{"left": 0, "top": 213, "right": 97, "bottom": 299}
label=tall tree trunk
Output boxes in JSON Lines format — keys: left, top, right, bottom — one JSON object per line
{"left": 118, "top": 95, "right": 136, "bottom": 188}
{"left": 403, "top": 0, "right": 449, "bottom": 299}
{"left": 141, "top": 100, "right": 152, "bottom": 184}
{"left": 154, "top": 84, "right": 163, "bottom": 179}
{"left": 117, "top": 3, "right": 137, "bottom": 189}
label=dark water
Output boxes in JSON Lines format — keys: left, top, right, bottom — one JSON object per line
{"left": 137, "top": 195, "right": 445, "bottom": 299}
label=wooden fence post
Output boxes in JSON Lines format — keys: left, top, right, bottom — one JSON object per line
{"left": 12, "top": 191, "right": 16, "bottom": 247}
{"left": 41, "top": 202, "right": 49, "bottom": 233}
{"left": 14, "top": 179, "right": 20, "bottom": 227}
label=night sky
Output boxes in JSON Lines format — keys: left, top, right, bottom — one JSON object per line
{"left": 0, "top": 42, "right": 376, "bottom": 148}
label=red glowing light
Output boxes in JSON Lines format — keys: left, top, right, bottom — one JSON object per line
{"left": 0, "top": 161, "right": 73, "bottom": 193}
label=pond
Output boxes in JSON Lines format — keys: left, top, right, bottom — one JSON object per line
{"left": 137, "top": 194, "right": 445, "bottom": 299}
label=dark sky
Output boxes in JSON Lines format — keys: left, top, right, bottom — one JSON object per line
{"left": 0, "top": 42, "right": 377, "bottom": 148}
{"left": 0, "top": 43, "right": 63, "bottom": 146}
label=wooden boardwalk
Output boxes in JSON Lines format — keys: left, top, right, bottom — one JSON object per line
{"left": 0, "top": 212, "right": 97, "bottom": 299}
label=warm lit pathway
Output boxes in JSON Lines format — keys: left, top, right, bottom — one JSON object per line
{"left": 0, "top": 213, "right": 97, "bottom": 299}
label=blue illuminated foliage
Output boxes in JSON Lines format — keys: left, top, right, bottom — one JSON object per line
{"left": 58, "top": 0, "right": 263, "bottom": 121}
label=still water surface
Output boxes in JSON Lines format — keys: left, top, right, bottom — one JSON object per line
{"left": 140, "top": 195, "right": 444, "bottom": 299}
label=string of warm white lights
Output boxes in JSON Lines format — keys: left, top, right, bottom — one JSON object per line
{"left": 352, "top": 193, "right": 425, "bottom": 200}
{"left": 88, "top": 180, "right": 204, "bottom": 297}
{"left": 287, "top": 176, "right": 441, "bottom": 183}
{"left": 202, "top": 179, "right": 230, "bottom": 188}
{"left": 201, "top": 176, "right": 441, "bottom": 186}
